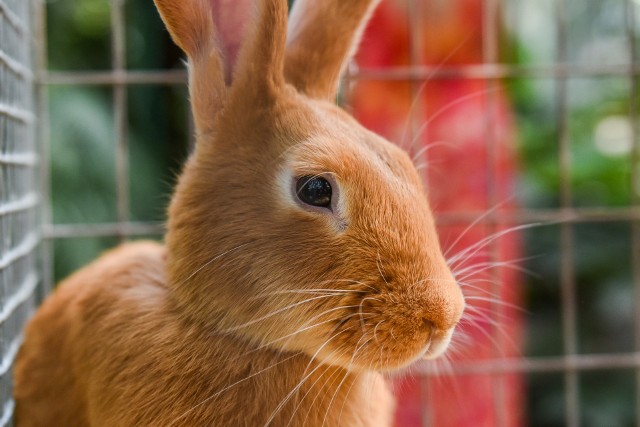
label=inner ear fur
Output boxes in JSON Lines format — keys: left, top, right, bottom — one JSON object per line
{"left": 153, "top": 0, "right": 288, "bottom": 134}
{"left": 154, "top": 0, "right": 226, "bottom": 133}
{"left": 228, "top": 0, "right": 288, "bottom": 104}
{"left": 285, "top": 0, "right": 382, "bottom": 101}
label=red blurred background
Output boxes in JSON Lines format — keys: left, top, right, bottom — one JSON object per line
{"left": 351, "top": 1, "right": 524, "bottom": 425}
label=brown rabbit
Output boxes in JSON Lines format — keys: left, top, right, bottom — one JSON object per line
{"left": 13, "top": 0, "right": 465, "bottom": 425}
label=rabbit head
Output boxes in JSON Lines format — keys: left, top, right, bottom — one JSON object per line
{"left": 156, "top": 0, "right": 465, "bottom": 371}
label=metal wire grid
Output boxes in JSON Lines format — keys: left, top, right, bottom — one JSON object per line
{"left": 35, "top": 0, "right": 163, "bottom": 295}
{"left": 30, "top": 0, "right": 640, "bottom": 426}
{"left": 415, "top": 2, "right": 639, "bottom": 427}
{"left": 0, "top": 0, "right": 38, "bottom": 424}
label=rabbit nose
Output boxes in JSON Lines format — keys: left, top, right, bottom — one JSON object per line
{"left": 422, "top": 318, "right": 435, "bottom": 331}
{"left": 420, "top": 277, "right": 465, "bottom": 332}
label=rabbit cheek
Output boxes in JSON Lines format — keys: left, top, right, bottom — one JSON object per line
{"left": 375, "top": 304, "right": 438, "bottom": 369}
{"left": 311, "top": 296, "right": 434, "bottom": 372}
{"left": 355, "top": 291, "right": 459, "bottom": 370}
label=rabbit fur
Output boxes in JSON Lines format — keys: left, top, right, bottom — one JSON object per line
{"left": 14, "top": 0, "right": 465, "bottom": 425}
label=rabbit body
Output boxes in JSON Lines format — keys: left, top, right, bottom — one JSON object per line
{"left": 14, "top": 242, "right": 394, "bottom": 426}
{"left": 14, "top": 0, "right": 464, "bottom": 425}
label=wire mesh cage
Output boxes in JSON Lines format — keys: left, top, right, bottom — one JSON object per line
{"left": 22, "top": 0, "right": 640, "bottom": 426}
{"left": 0, "top": 0, "right": 38, "bottom": 424}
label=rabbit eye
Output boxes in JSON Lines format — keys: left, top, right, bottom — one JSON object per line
{"left": 296, "top": 176, "right": 332, "bottom": 209}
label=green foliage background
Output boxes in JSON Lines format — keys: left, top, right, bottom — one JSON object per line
{"left": 47, "top": 0, "right": 189, "bottom": 279}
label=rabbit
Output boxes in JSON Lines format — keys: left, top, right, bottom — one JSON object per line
{"left": 13, "top": 0, "right": 465, "bottom": 425}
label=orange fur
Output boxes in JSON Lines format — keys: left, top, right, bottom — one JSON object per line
{"left": 14, "top": 0, "right": 464, "bottom": 425}
{"left": 14, "top": 242, "right": 393, "bottom": 426}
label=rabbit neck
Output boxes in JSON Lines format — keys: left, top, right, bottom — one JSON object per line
{"left": 200, "top": 330, "right": 395, "bottom": 425}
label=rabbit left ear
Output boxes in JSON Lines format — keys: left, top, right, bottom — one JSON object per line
{"left": 284, "top": 0, "right": 382, "bottom": 101}
{"left": 229, "top": 0, "right": 288, "bottom": 102}
{"left": 154, "top": 0, "right": 287, "bottom": 133}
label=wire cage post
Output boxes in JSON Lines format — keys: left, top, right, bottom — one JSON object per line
{"left": 0, "top": 0, "right": 39, "bottom": 424}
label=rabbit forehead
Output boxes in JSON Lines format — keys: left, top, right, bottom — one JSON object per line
{"left": 289, "top": 100, "right": 422, "bottom": 184}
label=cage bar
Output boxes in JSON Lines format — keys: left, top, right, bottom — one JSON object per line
{"left": 414, "top": 351, "right": 640, "bottom": 376}
{"left": 34, "top": 0, "right": 52, "bottom": 299}
{"left": 40, "top": 64, "right": 640, "bottom": 88}
{"left": 481, "top": 0, "right": 508, "bottom": 426}
{"left": 111, "top": 0, "right": 129, "bottom": 240}
{"left": 404, "top": 2, "right": 432, "bottom": 424}
{"left": 627, "top": 0, "right": 640, "bottom": 425}
{"left": 0, "top": 0, "right": 39, "bottom": 424}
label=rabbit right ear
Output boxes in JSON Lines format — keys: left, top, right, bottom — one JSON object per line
{"left": 285, "top": 0, "right": 381, "bottom": 101}
{"left": 153, "top": 0, "right": 254, "bottom": 133}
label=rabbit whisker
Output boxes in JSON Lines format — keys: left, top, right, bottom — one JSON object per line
{"left": 447, "top": 223, "right": 540, "bottom": 268}
{"left": 442, "top": 199, "right": 514, "bottom": 259}
{"left": 410, "top": 140, "right": 452, "bottom": 164}
{"left": 253, "top": 276, "right": 376, "bottom": 298}
{"left": 373, "top": 320, "right": 385, "bottom": 344}
{"left": 259, "top": 306, "right": 366, "bottom": 351}
{"left": 407, "top": 85, "right": 504, "bottom": 154}
{"left": 453, "top": 256, "right": 538, "bottom": 281}
{"left": 264, "top": 330, "right": 348, "bottom": 426}
{"left": 358, "top": 296, "right": 382, "bottom": 332}
{"left": 339, "top": 335, "right": 379, "bottom": 425}
{"left": 458, "top": 277, "right": 525, "bottom": 300}
{"left": 295, "top": 172, "right": 342, "bottom": 198}
{"left": 261, "top": 317, "right": 342, "bottom": 349}
{"left": 414, "top": 162, "right": 428, "bottom": 174}
{"left": 399, "top": 30, "right": 474, "bottom": 151}
{"left": 176, "top": 241, "right": 254, "bottom": 287}
{"left": 376, "top": 252, "right": 391, "bottom": 287}
{"left": 462, "top": 306, "right": 511, "bottom": 328}
{"left": 458, "top": 307, "right": 522, "bottom": 357}
{"left": 448, "top": 328, "right": 473, "bottom": 351}
{"left": 388, "top": 325, "right": 398, "bottom": 343}
{"left": 463, "top": 295, "right": 525, "bottom": 312}
{"left": 168, "top": 351, "right": 301, "bottom": 427}
{"left": 300, "top": 355, "right": 349, "bottom": 427}
{"left": 338, "top": 279, "right": 378, "bottom": 293}
{"left": 367, "top": 344, "right": 382, "bottom": 413}
{"left": 456, "top": 316, "right": 505, "bottom": 355}
{"left": 210, "top": 308, "right": 360, "bottom": 373}
{"left": 322, "top": 335, "right": 372, "bottom": 427}
{"left": 413, "top": 277, "right": 460, "bottom": 287}
{"left": 262, "top": 288, "right": 366, "bottom": 297}
{"left": 463, "top": 302, "right": 513, "bottom": 321}
{"left": 221, "top": 294, "right": 340, "bottom": 333}
{"left": 288, "top": 362, "right": 337, "bottom": 427}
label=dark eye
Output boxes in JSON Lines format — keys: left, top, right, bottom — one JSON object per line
{"left": 296, "top": 176, "right": 332, "bottom": 209}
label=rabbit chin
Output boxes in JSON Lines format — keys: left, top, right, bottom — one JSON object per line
{"left": 312, "top": 328, "right": 456, "bottom": 373}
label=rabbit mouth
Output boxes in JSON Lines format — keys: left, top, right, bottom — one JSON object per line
{"left": 421, "top": 328, "right": 455, "bottom": 360}
{"left": 311, "top": 315, "right": 457, "bottom": 372}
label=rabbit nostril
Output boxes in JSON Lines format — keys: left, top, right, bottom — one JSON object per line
{"left": 422, "top": 318, "right": 435, "bottom": 331}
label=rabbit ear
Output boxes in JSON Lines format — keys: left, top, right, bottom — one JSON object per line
{"left": 228, "top": 0, "right": 287, "bottom": 103}
{"left": 153, "top": 0, "right": 287, "bottom": 133}
{"left": 284, "top": 0, "right": 381, "bottom": 100}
